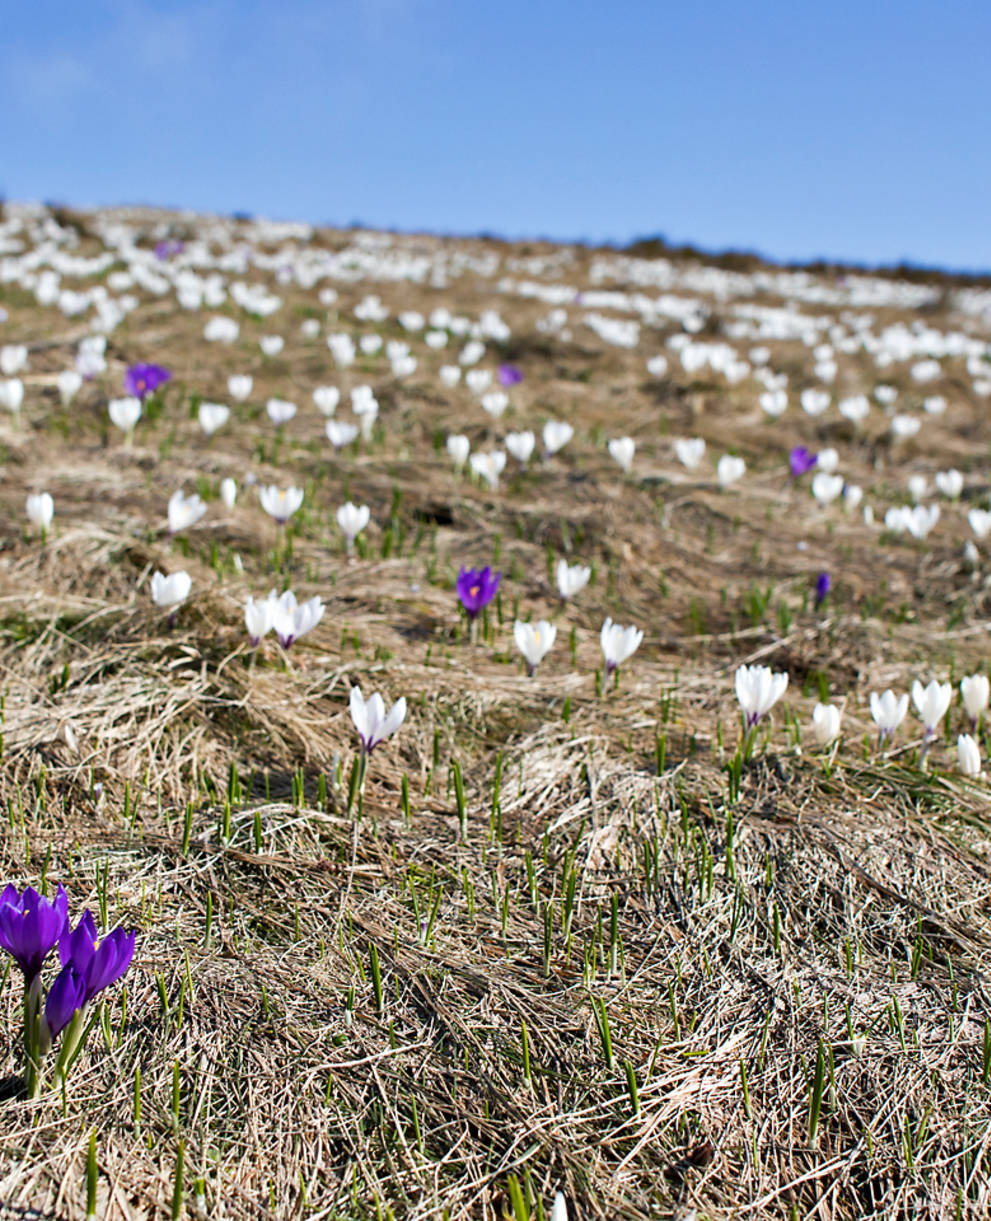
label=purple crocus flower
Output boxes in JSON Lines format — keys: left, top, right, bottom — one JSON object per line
{"left": 44, "top": 964, "right": 87, "bottom": 1040}
{"left": 497, "top": 364, "right": 523, "bottom": 387}
{"left": 123, "top": 363, "right": 171, "bottom": 400}
{"left": 814, "top": 571, "right": 831, "bottom": 609}
{"left": 0, "top": 883, "right": 70, "bottom": 979}
{"left": 789, "top": 446, "right": 818, "bottom": 478}
{"left": 457, "top": 566, "right": 501, "bottom": 620}
{"left": 58, "top": 909, "right": 135, "bottom": 1005}
{"left": 154, "top": 240, "right": 184, "bottom": 260}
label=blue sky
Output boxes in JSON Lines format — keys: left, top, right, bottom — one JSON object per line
{"left": 3, "top": 0, "right": 990, "bottom": 271}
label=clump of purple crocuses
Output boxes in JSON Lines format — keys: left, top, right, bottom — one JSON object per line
{"left": 456, "top": 566, "right": 501, "bottom": 639}
{"left": 123, "top": 363, "right": 171, "bottom": 400}
{"left": 0, "top": 883, "right": 134, "bottom": 1098}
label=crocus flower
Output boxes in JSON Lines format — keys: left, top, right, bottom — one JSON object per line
{"left": 150, "top": 570, "right": 191, "bottom": 610}
{"left": 0, "top": 883, "right": 69, "bottom": 979}
{"left": 327, "top": 420, "right": 360, "bottom": 450}
{"left": 154, "top": 239, "right": 184, "bottom": 259}
{"left": 457, "top": 566, "right": 500, "bottom": 620}
{"left": 556, "top": 559, "right": 591, "bottom": 600}
{"left": 600, "top": 618, "right": 643, "bottom": 675}
{"left": 717, "top": 454, "right": 746, "bottom": 487}
{"left": 961, "top": 674, "right": 990, "bottom": 730}
{"left": 26, "top": 492, "right": 54, "bottom": 533}
{"left": 912, "top": 679, "right": 952, "bottom": 739}
{"left": 198, "top": 402, "right": 230, "bottom": 436}
{"left": 57, "top": 370, "right": 82, "bottom": 405}
{"left": 220, "top": 477, "right": 237, "bottom": 509}
{"left": 271, "top": 591, "right": 325, "bottom": 648}
{"left": 505, "top": 431, "right": 535, "bottom": 467}
{"left": 498, "top": 364, "right": 523, "bottom": 387}
{"left": 543, "top": 420, "right": 574, "bottom": 456}
{"left": 58, "top": 910, "right": 135, "bottom": 1005}
{"left": 958, "top": 733, "right": 981, "bottom": 777}
{"left": 550, "top": 1194, "right": 568, "bottom": 1221}
{"left": 674, "top": 438, "right": 706, "bottom": 470}
{"left": 168, "top": 489, "right": 207, "bottom": 534}
{"left": 446, "top": 433, "right": 470, "bottom": 470}
{"left": 337, "top": 502, "right": 371, "bottom": 553}
{"left": 608, "top": 437, "right": 635, "bottom": 473}
{"left": 266, "top": 398, "right": 297, "bottom": 425}
{"left": 108, "top": 396, "right": 142, "bottom": 433}
{"left": 811, "top": 703, "right": 841, "bottom": 746}
{"left": 814, "top": 572, "right": 831, "bottom": 609}
{"left": 349, "top": 686, "right": 406, "bottom": 754}
{"left": 313, "top": 386, "right": 340, "bottom": 416}
{"left": 123, "top": 363, "right": 171, "bottom": 399}
{"left": 735, "top": 664, "right": 788, "bottom": 736}
{"left": 870, "top": 689, "right": 909, "bottom": 745}
{"left": 469, "top": 450, "right": 506, "bottom": 489}
{"left": 789, "top": 446, "right": 817, "bottom": 477}
{"left": 43, "top": 963, "right": 86, "bottom": 1041}
{"left": 245, "top": 594, "right": 274, "bottom": 647}
{"left": 514, "top": 620, "right": 556, "bottom": 675}
{"left": 259, "top": 485, "right": 304, "bottom": 524}
{"left": 227, "top": 374, "right": 253, "bottom": 401}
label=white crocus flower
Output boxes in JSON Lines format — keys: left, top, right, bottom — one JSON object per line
{"left": 439, "top": 365, "right": 462, "bottom": 387}
{"left": 912, "top": 679, "right": 952, "bottom": 738}
{"left": 717, "top": 454, "right": 746, "bottom": 487}
{"left": 198, "top": 401, "right": 229, "bottom": 436}
{"left": 227, "top": 374, "right": 253, "bottom": 401}
{"left": 674, "top": 437, "right": 706, "bottom": 469}
{"left": 266, "top": 397, "right": 297, "bottom": 425}
{"left": 759, "top": 390, "right": 788, "bottom": 417}
{"left": 259, "top": 335, "right": 284, "bottom": 357}
{"left": 957, "top": 733, "right": 982, "bottom": 777}
{"left": 556, "top": 559, "right": 591, "bottom": 600}
{"left": 446, "top": 433, "right": 470, "bottom": 469}
{"left": 811, "top": 472, "right": 844, "bottom": 506}
{"left": 244, "top": 594, "right": 274, "bottom": 646}
{"left": 350, "top": 686, "right": 406, "bottom": 754}
{"left": 550, "top": 1193, "right": 568, "bottom": 1221}
{"left": 108, "top": 396, "right": 142, "bottom": 433}
{"left": 1, "top": 345, "right": 27, "bottom": 375}
{"left": 800, "top": 389, "right": 831, "bottom": 416}
{"left": 0, "top": 378, "right": 24, "bottom": 414}
{"left": 469, "top": 449, "right": 506, "bottom": 489}
{"left": 600, "top": 618, "right": 643, "bottom": 675}
{"left": 967, "top": 508, "right": 991, "bottom": 540}
{"left": 313, "top": 386, "right": 340, "bottom": 416}
{"left": 168, "top": 490, "right": 207, "bottom": 534}
{"left": 608, "top": 437, "right": 635, "bottom": 473}
{"left": 259, "top": 485, "right": 304, "bottom": 524}
{"left": 543, "top": 420, "right": 574, "bottom": 455}
{"left": 934, "top": 469, "right": 963, "bottom": 499}
{"left": 220, "top": 478, "right": 237, "bottom": 509}
{"left": 481, "top": 391, "right": 508, "bottom": 418}
{"left": 514, "top": 619, "right": 557, "bottom": 675}
{"left": 271, "top": 590, "right": 325, "bottom": 648}
{"left": 735, "top": 664, "right": 788, "bottom": 735}
{"left": 838, "top": 394, "right": 870, "bottom": 423}
{"left": 57, "top": 370, "right": 83, "bottom": 405}
{"left": 25, "top": 492, "right": 54, "bottom": 533}
{"left": 150, "top": 570, "right": 191, "bottom": 610}
{"left": 811, "top": 703, "right": 841, "bottom": 747}
{"left": 326, "top": 419, "right": 359, "bottom": 450}
{"left": 870, "top": 689, "right": 909, "bottom": 744}
{"left": 961, "top": 674, "right": 990, "bottom": 729}
{"left": 465, "top": 369, "right": 492, "bottom": 394}
{"left": 337, "top": 502, "right": 371, "bottom": 552}
{"left": 505, "top": 431, "right": 535, "bottom": 467}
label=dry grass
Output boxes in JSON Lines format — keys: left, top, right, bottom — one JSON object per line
{"left": 1, "top": 204, "right": 991, "bottom": 1219}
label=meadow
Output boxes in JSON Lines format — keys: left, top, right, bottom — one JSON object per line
{"left": 1, "top": 201, "right": 991, "bottom": 1219}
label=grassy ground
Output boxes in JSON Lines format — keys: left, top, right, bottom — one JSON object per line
{"left": 1, "top": 204, "right": 991, "bottom": 1219}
